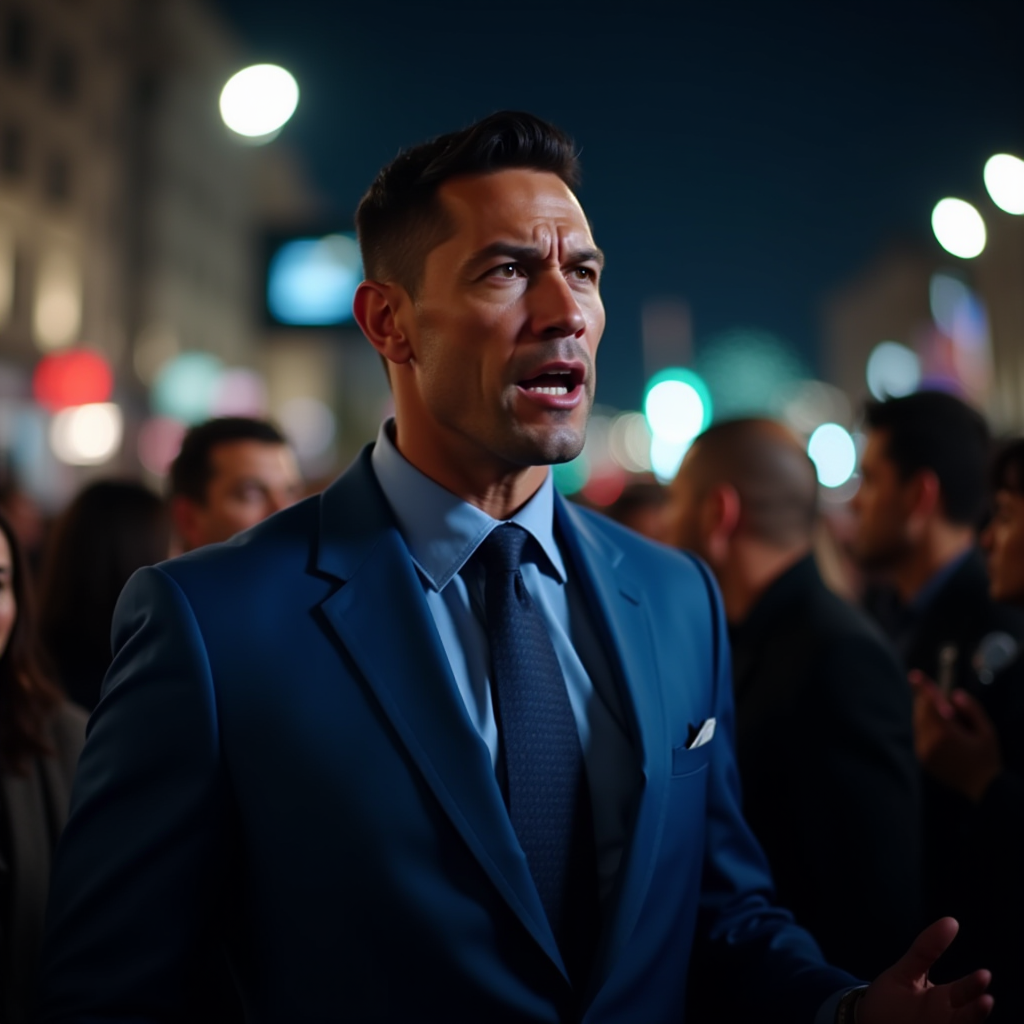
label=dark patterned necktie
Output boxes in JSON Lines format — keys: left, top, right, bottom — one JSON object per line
{"left": 475, "top": 523, "right": 598, "bottom": 987}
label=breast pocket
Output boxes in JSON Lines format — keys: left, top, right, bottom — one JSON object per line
{"left": 671, "top": 739, "right": 713, "bottom": 778}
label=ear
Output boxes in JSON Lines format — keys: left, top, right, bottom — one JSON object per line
{"left": 169, "top": 495, "right": 203, "bottom": 552}
{"left": 704, "top": 483, "right": 742, "bottom": 565}
{"left": 906, "top": 468, "right": 942, "bottom": 525}
{"left": 353, "top": 280, "right": 414, "bottom": 367}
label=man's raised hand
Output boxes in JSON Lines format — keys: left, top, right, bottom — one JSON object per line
{"left": 858, "top": 918, "right": 992, "bottom": 1023}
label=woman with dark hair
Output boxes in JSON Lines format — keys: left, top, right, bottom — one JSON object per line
{"left": 0, "top": 511, "right": 86, "bottom": 1024}
{"left": 911, "top": 437, "right": 1024, "bottom": 1022}
{"left": 37, "top": 480, "right": 170, "bottom": 712}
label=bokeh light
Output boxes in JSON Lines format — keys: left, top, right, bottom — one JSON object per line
{"left": 608, "top": 412, "right": 653, "bottom": 472}
{"left": 137, "top": 416, "right": 186, "bottom": 476}
{"left": 211, "top": 368, "right": 268, "bottom": 417}
{"left": 49, "top": 403, "right": 123, "bottom": 466}
{"left": 983, "top": 154, "right": 1024, "bottom": 215}
{"left": 219, "top": 64, "right": 299, "bottom": 139}
{"left": 807, "top": 423, "right": 857, "bottom": 488}
{"left": 931, "top": 198, "right": 986, "bottom": 259}
{"left": 865, "top": 342, "right": 920, "bottom": 400}
{"left": 267, "top": 234, "right": 362, "bottom": 326}
{"left": 695, "top": 329, "right": 806, "bottom": 420}
{"left": 33, "top": 349, "right": 114, "bottom": 411}
{"left": 279, "top": 396, "right": 336, "bottom": 461}
{"left": 552, "top": 454, "right": 589, "bottom": 495}
{"left": 33, "top": 250, "right": 82, "bottom": 349}
{"left": 152, "top": 352, "right": 224, "bottom": 424}
{"left": 643, "top": 369, "right": 712, "bottom": 444}
{"left": 650, "top": 436, "right": 691, "bottom": 484}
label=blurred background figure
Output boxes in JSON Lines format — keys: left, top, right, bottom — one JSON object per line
{"left": 909, "top": 437, "right": 1024, "bottom": 1022}
{"left": 603, "top": 478, "right": 669, "bottom": 541}
{"left": 0, "top": 478, "right": 45, "bottom": 580}
{"left": 0, "top": 511, "right": 86, "bottom": 1024}
{"left": 168, "top": 417, "right": 302, "bottom": 552}
{"left": 37, "top": 482, "right": 169, "bottom": 712}
{"left": 667, "top": 418, "right": 920, "bottom": 979}
{"left": 850, "top": 391, "right": 1024, "bottom": 987}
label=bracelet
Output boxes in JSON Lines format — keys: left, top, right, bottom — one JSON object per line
{"left": 836, "top": 987, "right": 866, "bottom": 1024}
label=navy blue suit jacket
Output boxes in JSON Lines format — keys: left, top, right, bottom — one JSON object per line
{"left": 40, "top": 448, "right": 856, "bottom": 1022}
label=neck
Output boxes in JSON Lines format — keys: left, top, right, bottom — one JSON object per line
{"left": 892, "top": 525, "right": 974, "bottom": 603}
{"left": 717, "top": 540, "right": 811, "bottom": 625}
{"left": 391, "top": 419, "right": 549, "bottom": 520}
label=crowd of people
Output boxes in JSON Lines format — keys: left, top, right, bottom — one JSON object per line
{"left": 0, "top": 111, "right": 1018, "bottom": 1023}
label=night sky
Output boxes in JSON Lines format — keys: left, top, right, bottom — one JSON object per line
{"left": 213, "top": 0, "right": 1024, "bottom": 411}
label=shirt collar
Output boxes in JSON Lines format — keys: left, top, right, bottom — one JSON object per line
{"left": 370, "top": 419, "right": 567, "bottom": 592}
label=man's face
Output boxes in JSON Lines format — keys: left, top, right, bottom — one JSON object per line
{"left": 396, "top": 169, "right": 605, "bottom": 478}
{"left": 179, "top": 440, "right": 302, "bottom": 549}
{"left": 982, "top": 489, "right": 1024, "bottom": 604}
{"left": 850, "top": 429, "right": 915, "bottom": 569}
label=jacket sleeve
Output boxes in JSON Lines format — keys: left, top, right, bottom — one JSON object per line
{"left": 684, "top": 558, "right": 860, "bottom": 1023}
{"left": 39, "top": 566, "right": 236, "bottom": 1023}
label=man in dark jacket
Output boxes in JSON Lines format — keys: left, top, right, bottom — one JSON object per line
{"left": 668, "top": 418, "right": 921, "bottom": 981}
{"left": 851, "top": 393, "right": 1024, "bottom": 990}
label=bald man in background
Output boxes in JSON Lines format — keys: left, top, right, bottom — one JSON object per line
{"left": 667, "top": 419, "right": 921, "bottom": 982}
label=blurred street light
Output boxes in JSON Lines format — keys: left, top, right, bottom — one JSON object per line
{"left": 983, "top": 154, "right": 1024, "bottom": 215}
{"left": 808, "top": 423, "right": 857, "bottom": 488}
{"left": 866, "top": 341, "right": 920, "bottom": 400}
{"left": 931, "top": 198, "right": 986, "bottom": 259}
{"left": 219, "top": 64, "right": 299, "bottom": 141}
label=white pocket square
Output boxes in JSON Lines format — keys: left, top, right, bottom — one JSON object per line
{"left": 686, "top": 717, "right": 716, "bottom": 750}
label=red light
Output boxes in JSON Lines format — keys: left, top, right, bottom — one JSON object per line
{"left": 33, "top": 349, "right": 114, "bottom": 411}
{"left": 583, "top": 470, "right": 626, "bottom": 508}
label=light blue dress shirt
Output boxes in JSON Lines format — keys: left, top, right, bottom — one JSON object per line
{"left": 371, "top": 421, "right": 640, "bottom": 905}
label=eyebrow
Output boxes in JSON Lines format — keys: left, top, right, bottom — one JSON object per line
{"left": 464, "top": 241, "right": 606, "bottom": 274}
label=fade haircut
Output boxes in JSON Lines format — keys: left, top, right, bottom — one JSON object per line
{"left": 992, "top": 438, "right": 1024, "bottom": 496}
{"left": 864, "top": 391, "right": 990, "bottom": 526}
{"left": 170, "top": 417, "right": 288, "bottom": 505}
{"left": 355, "top": 110, "right": 580, "bottom": 297}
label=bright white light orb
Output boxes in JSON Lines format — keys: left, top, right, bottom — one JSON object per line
{"left": 931, "top": 198, "right": 986, "bottom": 259}
{"left": 219, "top": 64, "right": 299, "bottom": 139}
{"left": 983, "top": 154, "right": 1024, "bottom": 215}
{"left": 50, "top": 403, "right": 123, "bottom": 466}
{"left": 650, "top": 435, "right": 691, "bottom": 484}
{"left": 608, "top": 412, "right": 653, "bottom": 472}
{"left": 866, "top": 341, "right": 920, "bottom": 400}
{"left": 808, "top": 423, "right": 857, "bottom": 489}
{"left": 644, "top": 380, "right": 706, "bottom": 445}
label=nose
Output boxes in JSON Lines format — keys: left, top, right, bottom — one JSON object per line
{"left": 528, "top": 270, "right": 586, "bottom": 340}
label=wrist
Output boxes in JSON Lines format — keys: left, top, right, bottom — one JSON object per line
{"left": 835, "top": 986, "right": 866, "bottom": 1024}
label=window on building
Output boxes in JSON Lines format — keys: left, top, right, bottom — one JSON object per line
{"left": 48, "top": 45, "right": 79, "bottom": 104}
{"left": 3, "top": 9, "right": 33, "bottom": 73}
{"left": 44, "top": 153, "right": 72, "bottom": 204}
{"left": 0, "top": 124, "right": 27, "bottom": 179}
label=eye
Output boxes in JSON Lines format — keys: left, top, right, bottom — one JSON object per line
{"left": 488, "top": 263, "right": 524, "bottom": 279}
{"left": 571, "top": 265, "right": 599, "bottom": 283}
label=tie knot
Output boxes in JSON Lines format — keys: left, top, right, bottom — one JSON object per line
{"left": 476, "top": 523, "right": 529, "bottom": 575}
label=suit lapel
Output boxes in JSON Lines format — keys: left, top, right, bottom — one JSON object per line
{"left": 314, "top": 451, "right": 563, "bottom": 972}
{"left": 554, "top": 500, "right": 671, "bottom": 976}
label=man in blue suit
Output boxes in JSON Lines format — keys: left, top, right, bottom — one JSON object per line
{"left": 40, "top": 112, "right": 993, "bottom": 1023}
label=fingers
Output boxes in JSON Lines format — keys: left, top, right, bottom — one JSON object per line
{"left": 951, "top": 993, "right": 994, "bottom": 1024}
{"left": 908, "top": 669, "right": 934, "bottom": 691}
{"left": 893, "top": 917, "right": 960, "bottom": 981}
{"left": 949, "top": 690, "right": 990, "bottom": 732}
{"left": 946, "top": 969, "right": 992, "bottom": 1009}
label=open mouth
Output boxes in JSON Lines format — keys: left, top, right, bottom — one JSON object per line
{"left": 516, "top": 367, "right": 584, "bottom": 396}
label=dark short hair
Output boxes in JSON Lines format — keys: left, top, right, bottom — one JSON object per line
{"left": 355, "top": 110, "right": 580, "bottom": 297}
{"left": 992, "top": 438, "right": 1024, "bottom": 495}
{"left": 169, "top": 417, "right": 288, "bottom": 504}
{"left": 864, "top": 391, "right": 990, "bottom": 525}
